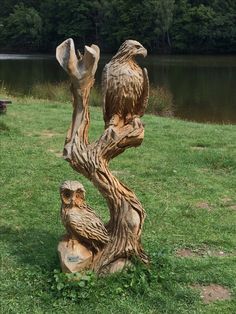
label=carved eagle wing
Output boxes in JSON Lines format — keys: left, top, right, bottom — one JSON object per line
{"left": 101, "top": 63, "right": 109, "bottom": 124}
{"left": 139, "top": 68, "right": 149, "bottom": 116}
{"left": 102, "top": 61, "right": 149, "bottom": 126}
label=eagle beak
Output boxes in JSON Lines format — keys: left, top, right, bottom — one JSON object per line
{"left": 137, "top": 47, "right": 147, "bottom": 58}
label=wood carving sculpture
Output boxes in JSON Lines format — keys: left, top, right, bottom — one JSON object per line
{"left": 102, "top": 40, "right": 149, "bottom": 128}
{"left": 60, "top": 181, "right": 110, "bottom": 253}
{"left": 56, "top": 38, "right": 149, "bottom": 275}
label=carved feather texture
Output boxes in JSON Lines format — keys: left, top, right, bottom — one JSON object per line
{"left": 102, "top": 40, "right": 149, "bottom": 126}
{"left": 62, "top": 203, "right": 109, "bottom": 248}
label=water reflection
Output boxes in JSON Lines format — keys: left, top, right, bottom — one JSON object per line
{"left": 0, "top": 54, "right": 235, "bottom": 124}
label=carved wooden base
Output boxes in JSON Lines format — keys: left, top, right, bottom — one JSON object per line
{"left": 58, "top": 235, "right": 132, "bottom": 274}
{"left": 58, "top": 236, "right": 92, "bottom": 273}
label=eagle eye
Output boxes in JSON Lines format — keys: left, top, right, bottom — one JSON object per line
{"left": 135, "top": 44, "right": 141, "bottom": 49}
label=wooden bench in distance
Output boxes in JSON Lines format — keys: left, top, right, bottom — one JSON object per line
{"left": 0, "top": 100, "right": 12, "bottom": 114}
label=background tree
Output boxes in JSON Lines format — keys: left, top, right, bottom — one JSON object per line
{"left": 144, "top": 0, "right": 175, "bottom": 49}
{"left": 1, "top": 3, "right": 42, "bottom": 50}
{"left": 0, "top": 0, "right": 235, "bottom": 53}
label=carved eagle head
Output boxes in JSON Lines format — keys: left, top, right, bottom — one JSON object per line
{"left": 112, "top": 39, "right": 147, "bottom": 61}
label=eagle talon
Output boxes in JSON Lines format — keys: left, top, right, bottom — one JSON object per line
{"left": 106, "top": 114, "right": 122, "bottom": 129}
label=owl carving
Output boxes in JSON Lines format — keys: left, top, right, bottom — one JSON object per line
{"left": 102, "top": 39, "right": 149, "bottom": 128}
{"left": 60, "top": 181, "right": 110, "bottom": 253}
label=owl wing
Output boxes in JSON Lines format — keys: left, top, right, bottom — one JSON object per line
{"left": 68, "top": 209, "right": 109, "bottom": 245}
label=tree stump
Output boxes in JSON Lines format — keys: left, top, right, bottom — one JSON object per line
{"left": 56, "top": 38, "right": 149, "bottom": 275}
{"left": 0, "top": 100, "right": 12, "bottom": 114}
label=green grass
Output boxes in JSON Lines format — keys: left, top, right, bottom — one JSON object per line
{"left": 0, "top": 94, "right": 236, "bottom": 313}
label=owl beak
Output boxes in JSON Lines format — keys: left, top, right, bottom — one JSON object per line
{"left": 70, "top": 195, "right": 76, "bottom": 206}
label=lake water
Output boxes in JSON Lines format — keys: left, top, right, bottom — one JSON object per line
{"left": 0, "top": 54, "right": 235, "bottom": 124}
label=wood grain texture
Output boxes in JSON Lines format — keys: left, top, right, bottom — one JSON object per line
{"left": 102, "top": 40, "right": 149, "bottom": 128}
{"left": 56, "top": 38, "right": 149, "bottom": 274}
{"left": 60, "top": 181, "right": 110, "bottom": 254}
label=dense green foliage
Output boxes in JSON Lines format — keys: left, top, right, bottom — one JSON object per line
{"left": 0, "top": 0, "right": 235, "bottom": 53}
{"left": 0, "top": 94, "right": 236, "bottom": 313}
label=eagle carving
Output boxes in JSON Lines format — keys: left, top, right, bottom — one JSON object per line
{"left": 102, "top": 39, "right": 149, "bottom": 128}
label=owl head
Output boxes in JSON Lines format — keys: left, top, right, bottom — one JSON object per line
{"left": 60, "top": 180, "right": 86, "bottom": 207}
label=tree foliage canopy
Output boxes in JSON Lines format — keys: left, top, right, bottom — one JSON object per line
{"left": 1, "top": 3, "right": 42, "bottom": 49}
{"left": 0, "top": 0, "right": 235, "bottom": 53}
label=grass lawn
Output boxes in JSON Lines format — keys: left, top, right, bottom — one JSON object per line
{"left": 0, "top": 95, "right": 236, "bottom": 313}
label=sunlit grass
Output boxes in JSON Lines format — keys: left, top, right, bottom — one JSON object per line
{"left": 0, "top": 94, "right": 235, "bottom": 313}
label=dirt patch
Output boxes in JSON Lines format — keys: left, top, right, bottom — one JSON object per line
{"left": 221, "top": 197, "right": 232, "bottom": 204}
{"left": 195, "top": 201, "right": 211, "bottom": 210}
{"left": 40, "top": 130, "right": 61, "bottom": 138}
{"left": 176, "top": 248, "right": 195, "bottom": 257}
{"left": 25, "top": 130, "right": 62, "bottom": 138}
{"left": 111, "top": 170, "right": 130, "bottom": 176}
{"left": 221, "top": 197, "right": 236, "bottom": 207}
{"left": 192, "top": 284, "right": 231, "bottom": 304}
{"left": 198, "top": 168, "right": 210, "bottom": 174}
{"left": 191, "top": 146, "right": 207, "bottom": 151}
{"left": 176, "top": 247, "right": 233, "bottom": 258}
{"left": 24, "top": 131, "right": 37, "bottom": 137}
{"left": 220, "top": 197, "right": 236, "bottom": 210}
{"left": 47, "top": 149, "right": 62, "bottom": 158}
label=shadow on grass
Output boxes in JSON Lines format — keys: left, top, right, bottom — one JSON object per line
{"left": 1, "top": 225, "right": 60, "bottom": 270}
{"left": 0, "top": 120, "right": 10, "bottom": 131}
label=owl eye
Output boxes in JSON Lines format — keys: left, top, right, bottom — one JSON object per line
{"left": 63, "top": 189, "right": 71, "bottom": 199}
{"left": 76, "top": 191, "right": 84, "bottom": 199}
